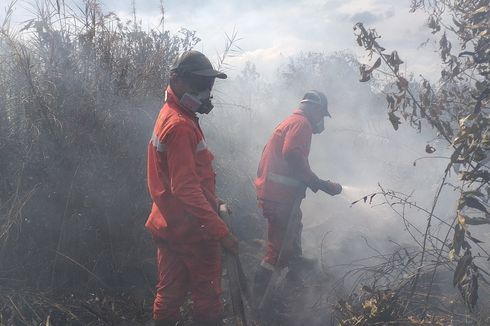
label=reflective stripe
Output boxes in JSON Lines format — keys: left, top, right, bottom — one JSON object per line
{"left": 196, "top": 140, "right": 207, "bottom": 152}
{"left": 267, "top": 173, "right": 304, "bottom": 187}
{"left": 260, "top": 260, "right": 275, "bottom": 270}
{"left": 151, "top": 133, "right": 207, "bottom": 153}
{"left": 151, "top": 132, "right": 166, "bottom": 152}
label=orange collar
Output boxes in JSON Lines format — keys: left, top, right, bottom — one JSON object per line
{"left": 293, "top": 108, "right": 313, "bottom": 127}
{"left": 293, "top": 108, "right": 305, "bottom": 116}
{"left": 165, "top": 86, "right": 198, "bottom": 119}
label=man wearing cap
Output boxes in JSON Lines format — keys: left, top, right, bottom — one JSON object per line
{"left": 253, "top": 90, "right": 342, "bottom": 301}
{"left": 145, "top": 50, "right": 238, "bottom": 326}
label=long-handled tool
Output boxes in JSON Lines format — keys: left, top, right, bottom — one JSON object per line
{"left": 219, "top": 204, "right": 251, "bottom": 326}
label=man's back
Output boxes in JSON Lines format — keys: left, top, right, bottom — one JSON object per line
{"left": 255, "top": 110, "right": 315, "bottom": 203}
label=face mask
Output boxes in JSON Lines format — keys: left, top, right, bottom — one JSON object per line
{"left": 180, "top": 89, "right": 214, "bottom": 114}
{"left": 300, "top": 102, "right": 326, "bottom": 134}
{"left": 313, "top": 118, "right": 325, "bottom": 134}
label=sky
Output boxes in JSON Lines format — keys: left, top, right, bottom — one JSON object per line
{"left": 109, "top": 0, "right": 443, "bottom": 79}
{"left": 3, "top": 0, "right": 443, "bottom": 79}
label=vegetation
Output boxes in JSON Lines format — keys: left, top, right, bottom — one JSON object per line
{"left": 0, "top": 0, "right": 198, "bottom": 324}
{"left": 341, "top": 0, "right": 490, "bottom": 324}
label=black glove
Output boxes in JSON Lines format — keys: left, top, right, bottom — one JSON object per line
{"left": 318, "top": 179, "right": 342, "bottom": 196}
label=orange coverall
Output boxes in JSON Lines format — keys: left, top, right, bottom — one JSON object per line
{"left": 255, "top": 109, "right": 319, "bottom": 268}
{"left": 146, "top": 87, "right": 229, "bottom": 322}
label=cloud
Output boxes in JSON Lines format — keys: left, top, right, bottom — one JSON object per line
{"left": 350, "top": 10, "right": 382, "bottom": 24}
{"left": 350, "top": 10, "right": 395, "bottom": 24}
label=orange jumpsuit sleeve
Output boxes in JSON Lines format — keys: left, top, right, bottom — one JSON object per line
{"left": 282, "top": 122, "right": 320, "bottom": 191}
{"left": 164, "top": 124, "right": 229, "bottom": 240}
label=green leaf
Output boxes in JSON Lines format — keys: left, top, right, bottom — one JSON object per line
{"left": 453, "top": 251, "right": 472, "bottom": 287}
{"left": 372, "top": 57, "right": 382, "bottom": 70}
{"left": 463, "top": 190, "right": 484, "bottom": 198}
{"left": 425, "top": 144, "right": 436, "bottom": 153}
{"left": 467, "top": 235, "right": 484, "bottom": 244}
{"left": 388, "top": 112, "right": 401, "bottom": 130}
{"left": 462, "top": 195, "right": 488, "bottom": 214}
{"left": 369, "top": 194, "right": 376, "bottom": 204}
{"left": 465, "top": 217, "right": 490, "bottom": 225}
{"left": 451, "top": 145, "right": 464, "bottom": 163}
{"left": 452, "top": 223, "right": 465, "bottom": 256}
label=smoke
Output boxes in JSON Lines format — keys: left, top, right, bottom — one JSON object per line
{"left": 201, "top": 50, "right": 490, "bottom": 318}
{"left": 206, "top": 51, "right": 457, "bottom": 257}
{"left": 209, "top": 55, "right": 490, "bottom": 326}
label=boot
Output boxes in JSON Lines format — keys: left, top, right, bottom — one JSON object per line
{"left": 153, "top": 319, "right": 178, "bottom": 326}
{"left": 253, "top": 264, "right": 273, "bottom": 304}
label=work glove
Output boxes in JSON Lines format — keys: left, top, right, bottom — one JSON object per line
{"left": 318, "top": 179, "right": 342, "bottom": 196}
{"left": 221, "top": 232, "right": 239, "bottom": 256}
{"left": 308, "top": 175, "right": 321, "bottom": 193}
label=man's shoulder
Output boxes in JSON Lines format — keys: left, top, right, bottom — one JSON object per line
{"left": 153, "top": 104, "right": 198, "bottom": 142}
{"left": 160, "top": 104, "right": 195, "bottom": 128}
{"left": 283, "top": 111, "right": 312, "bottom": 130}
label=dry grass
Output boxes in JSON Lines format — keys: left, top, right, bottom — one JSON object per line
{"left": 0, "top": 0, "right": 198, "bottom": 323}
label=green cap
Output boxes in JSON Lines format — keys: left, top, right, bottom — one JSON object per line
{"left": 171, "top": 50, "right": 227, "bottom": 79}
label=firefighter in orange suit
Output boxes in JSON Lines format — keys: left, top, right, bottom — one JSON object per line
{"left": 146, "top": 50, "right": 238, "bottom": 326}
{"left": 253, "top": 90, "right": 342, "bottom": 300}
